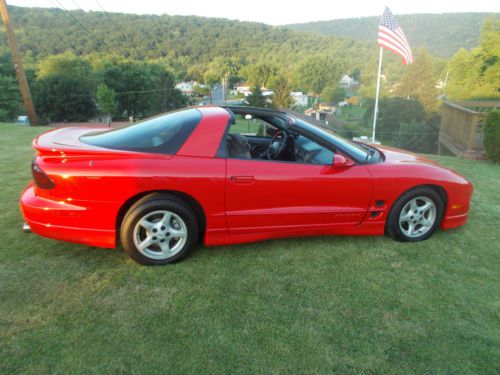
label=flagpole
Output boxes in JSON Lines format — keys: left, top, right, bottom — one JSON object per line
{"left": 372, "top": 46, "right": 383, "bottom": 143}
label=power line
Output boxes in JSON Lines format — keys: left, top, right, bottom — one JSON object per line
{"left": 40, "top": 87, "right": 181, "bottom": 99}
{"left": 48, "top": 0, "right": 115, "bottom": 55}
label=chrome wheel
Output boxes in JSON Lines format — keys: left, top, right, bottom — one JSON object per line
{"left": 133, "top": 210, "right": 188, "bottom": 260}
{"left": 398, "top": 196, "right": 437, "bottom": 238}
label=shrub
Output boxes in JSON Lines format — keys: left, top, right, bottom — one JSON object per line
{"left": 397, "top": 120, "right": 439, "bottom": 154}
{"left": 363, "top": 97, "right": 426, "bottom": 143}
{"left": 484, "top": 110, "right": 500, "bottom": 163}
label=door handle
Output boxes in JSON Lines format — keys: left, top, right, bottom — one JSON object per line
{"left": 231, "top": 176, "right": 254, "bottom": 184}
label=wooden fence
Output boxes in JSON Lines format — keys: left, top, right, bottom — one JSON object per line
{"left": 438, "top": 101, "right": 500, "bottom": 159}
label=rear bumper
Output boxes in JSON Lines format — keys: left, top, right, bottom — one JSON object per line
{"left": 20, "top": 184, "right": 116, "bottom": 248}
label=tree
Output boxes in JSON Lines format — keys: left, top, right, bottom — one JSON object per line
{"left": 351, "top": 68, "right": 361, "bottom": 82}
{"left": 293, "top": 55, "right": 346, "bottom": 94}
{"left": 0, "top": 75, "right": 22, "bottom": 121}
{"left": 397, "top": 120, "right": 439, "bottom": 153}
{"left": 193, "top": 84, "right": 209, "bottom": 97}
{"left": 246, "top": 85, "right": 267, "bottom": 108}
{"left": 242, "top": 62, "right": 279, "bottom": 87}
{"left": 394, "top": 48, "right": 439, "bottom": 112}
{"left": 364, "top": 97, "right": 426, "bottom": 143}
{"left": 0, "top": 54, "right": 22, "bottom": 121}
{"left": 34, "top": 53, "right": 96, "bottom": 121}
{"left": 271, "top": 76, "right": 294, "bottom": 110}
{"left": 321, "top": 86, "right": 346, "bottom": 103}
{"left": 359, "top": 50, "right": 405, "bottom": 99}
{"left": 203, "top": 69, "right": 221, "bottom": 86}
{"left": 446, "top": 17, "right": 500, "bottom": 100}
{"left": 96, "top": 84, "right": 117, "bottom": 125}
{"left": 98, "top": 59, "right": 185, "bottom": 119}
{"left": 148, "top": 65, "right": 186, "bottom": 114}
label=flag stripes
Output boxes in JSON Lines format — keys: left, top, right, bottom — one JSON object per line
{"left": 377, "top": 8, "right": 413, "bottom": 65}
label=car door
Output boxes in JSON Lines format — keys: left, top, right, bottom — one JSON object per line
{"left": 225, "top": 158, "right": 374, "bottom": 235}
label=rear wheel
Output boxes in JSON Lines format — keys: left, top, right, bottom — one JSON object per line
{"left": 386, "top": 187, "right": 444, "bottom": 242}
{"left": 120, "top": 194, "right": 198, "bottom": 265}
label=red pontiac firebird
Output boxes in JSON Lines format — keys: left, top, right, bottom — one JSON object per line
{"left": 20, "top": 106, "right": 473, "bottom": 265}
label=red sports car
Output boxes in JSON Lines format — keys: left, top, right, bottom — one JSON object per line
{"left": 20, "top": 106, "right": 473, "bottom": 265}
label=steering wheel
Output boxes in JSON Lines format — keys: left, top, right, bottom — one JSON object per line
{"left": 266, "top": 130, "right": 288, "bottom": 160}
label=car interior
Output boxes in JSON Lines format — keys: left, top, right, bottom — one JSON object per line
{"left": 224, "top": 111, "right": 336, "bottom": 165}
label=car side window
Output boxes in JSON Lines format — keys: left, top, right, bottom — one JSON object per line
{"left": 228, "top": 115, "right": 277, "bottom": 138}
{"left": 81, "top": 109, "right": 202, "bottom": 154}
{"left": 225, "top": 114, "right": 334, "bottom": 165}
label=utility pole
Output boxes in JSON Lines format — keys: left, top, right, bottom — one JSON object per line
{"left": 0, "top": 0, "right": 38, "bottom": 125}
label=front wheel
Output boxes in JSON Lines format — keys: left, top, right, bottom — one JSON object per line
{"left": 386, "top": 187, "right": 444, "bottom": 242}
{"left": 120, "top": 194, "right": 198, "bottom": 265}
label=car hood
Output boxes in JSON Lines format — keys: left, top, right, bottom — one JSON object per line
{"left": 375, "top": 144, "right": 441, "bottom": 166}
{"left": 372, "top": 144, "right": 472, "bottom": 185}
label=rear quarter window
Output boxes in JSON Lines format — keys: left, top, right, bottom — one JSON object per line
{"left": 81, "top": 108, "right": 202, "bottom": 154}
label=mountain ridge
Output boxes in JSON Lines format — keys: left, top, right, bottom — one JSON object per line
{"left": 286, "top": 12, "right": 498, "bottom": 58}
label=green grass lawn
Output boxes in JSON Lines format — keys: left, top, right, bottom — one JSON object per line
{"left": 1, "top": 123, "right": 499, "bottom": 374}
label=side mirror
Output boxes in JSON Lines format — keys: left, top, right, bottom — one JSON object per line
{"left": 333, "top": 154, "right": 355, "bottom": 168}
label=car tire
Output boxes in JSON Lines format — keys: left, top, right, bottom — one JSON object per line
{"left": 386, "top": 187, "right": 444, "bottom": 242}
{"left": 120, "top": 194, "right": 198, "bottom": 265}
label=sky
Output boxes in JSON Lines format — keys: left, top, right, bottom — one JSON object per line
{"left": 7, "top": 0, "right": 500, "bottom": 25}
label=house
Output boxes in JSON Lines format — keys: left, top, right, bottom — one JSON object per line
{"left": 233, "top": 83, "right": 251, "bottom": 96}
{"left": 175, "top": 81, "right": 206, "bottom": 96}
{"left": 262, "top": 89, "right": 274, "bottom": 97}
{"left": 339, "top": 74, "right": 359, "bottom": 89}
{"left": 233, "top": 84, "right": 274, "bottom": 97}
{"left": 291, "top": 92, "right": 308, "bottom": 107}
{"left": 304, "top": 108, "right": 331, "bottom": 122}
{"left": 318, "top": 102, "right": 336, "bottom": 113}
{"left": 175, "top": 81, "right": 195, "bottom": 96}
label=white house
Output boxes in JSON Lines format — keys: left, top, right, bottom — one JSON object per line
{"left": 175, "top": 81, "right": 195, "bottom": 96}
{"left": 232, "top": 84, "right": 273, "bottom": 98}
{"left": 339, "top": 75, "right": 359, "bottom": 89}
{"left": 233, "top": 83, "right": 251, "bottom": 96}
{"left": 291, "top": 92, "right": 308, "bottom": 107}
{"left": 175, "top": 81, "right": 206, "bottom": 96}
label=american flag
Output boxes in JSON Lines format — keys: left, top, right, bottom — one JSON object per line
{"left": 378, "top": 7, "right": 413, "bottom": 65}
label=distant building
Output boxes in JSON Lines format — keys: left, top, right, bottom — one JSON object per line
{"left": 175, "top": 81, "right": 206, "bottom": 96}
{"left": 318, "top": 102, "right": 336, "bottom": 113}
{"left": 233, "top": 83, "right": 251, "bottom": 97}
{"left": 233, "top": 84, "right": 273, "bottom": 97}
{"left": 339, "top": 74, "right": 360, "bottom": 89}
{"left": 304, "top": 108, "right": 330, "bottom": 122}
{"left": 291, "top": 92, "right": 308, "bottom": 107}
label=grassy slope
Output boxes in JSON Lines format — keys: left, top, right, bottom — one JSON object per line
{"left": 1, "top": 124, "right": 499, "bottom": 374}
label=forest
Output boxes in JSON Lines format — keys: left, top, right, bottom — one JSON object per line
{"left": 287, "top": 12, "right": 498, "bottom": 58}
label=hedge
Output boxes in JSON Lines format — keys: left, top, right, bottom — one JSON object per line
{"left": 484, "top": 110, "right": 500, "bottom": 163}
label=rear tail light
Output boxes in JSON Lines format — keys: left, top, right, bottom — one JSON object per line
{"left": 31, "top": 159, "right": 55, "bottom": 189}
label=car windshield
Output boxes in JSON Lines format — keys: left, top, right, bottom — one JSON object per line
{"left": 293, "top": 118, "right": 369, "bottom": 161}
{"left": 81, "top": 108, "right": 202, "bottom": 154}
